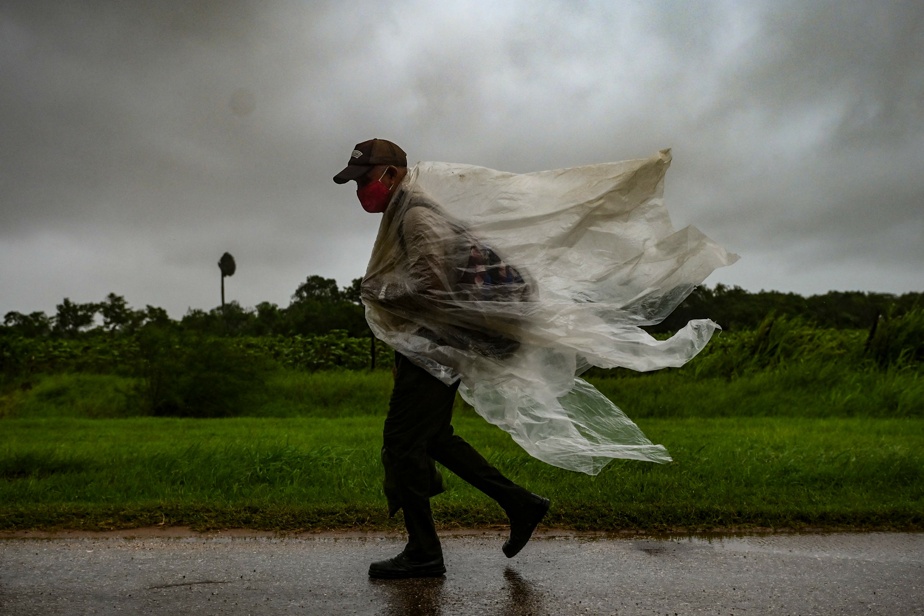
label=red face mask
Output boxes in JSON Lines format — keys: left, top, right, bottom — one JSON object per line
{"left": 356, "top": 170, "right": 391, "bottom": 213}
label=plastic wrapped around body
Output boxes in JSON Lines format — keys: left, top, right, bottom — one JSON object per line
{"left": 362, "top": 150, "right": 738, "bottom": 475}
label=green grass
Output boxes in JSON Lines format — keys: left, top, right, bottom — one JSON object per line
{"left": 0, "top": 369, "right": 467, "bottom": 420}
{"left": 588, "top": 363, "right": 923, "bottom": 419}
{"left": 1, "top": 414, "right": 921, "bottom": 532}
{"left": 0, "top": 373, "right": 141, "bottom": 419}
{"left": 252, "top": 370, "right": 395, "bottom": 418}
{"left": 1, "top": 345, "right": 922, "bottom": 533}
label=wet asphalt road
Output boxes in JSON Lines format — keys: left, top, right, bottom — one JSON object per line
{"left": 1, "top": 531, "right": 921, "bottom": 615}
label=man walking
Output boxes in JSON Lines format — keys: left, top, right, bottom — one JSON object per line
{"left": 333, "top": 138, "right": 550, "bottom": 579}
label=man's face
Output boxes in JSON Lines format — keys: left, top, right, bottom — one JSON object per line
{"left": 354, "top": 165, "right": 398, "bottom": 214}
{"left": 354, "top": 165, "right": 388, "bottom": 190}
{"left": 353, "top": 165, "right": 408, "bottom": 213}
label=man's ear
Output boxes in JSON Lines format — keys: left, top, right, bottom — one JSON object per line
{"left": 383, "top": 166, "right": 401, "bottom": 189}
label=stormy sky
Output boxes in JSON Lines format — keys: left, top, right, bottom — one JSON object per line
{"left": 2, "top": 1, "right": 922, "bottom": 318}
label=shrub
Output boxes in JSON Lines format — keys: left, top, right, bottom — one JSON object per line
{"left": 688, "top": 316, "right": 863, "bottom": 379}
{"left": 132, "top": 327, "right": 270, "bottom": 418}
{"left": 865, "top": 308, "right": 924, "bottom": 368}
{"left": 242, "top": 331, "right": 391, "bottom": 371}
{"left": 3, "top": 374, "right": 139, "bottom": 419}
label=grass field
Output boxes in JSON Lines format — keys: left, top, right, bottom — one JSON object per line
{"left": 2, "top": 360, "right": 922, "bottom": 533}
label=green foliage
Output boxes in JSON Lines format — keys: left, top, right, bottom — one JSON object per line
{"left": 281, "top": 299, "right": 367, "bottom": 337}
{"left": 0, "top": 336, "right": 28, "bottom": 384}
{"left": 292, "top": 275, "right": 343, "bottom": 303}
{"left": 3, "top": 295, "right": 170, "bottom": 340}
{"left": 132, "top": 328, "right": 270, "bottom": 418}
{"left": 181, "top": 302, "right": 259, "bottom": 336}
{"left": 252, "top": 301, "right": 284, "bottom": 336}
{"left": 5, "top": 282, "right": 921, "bottom": 343}
{"left": 5, "top": 277, "right": 921, "bottom": 533}
{"left": 52, "top": 298, "right": 98, "bottom": 337}
{"left": 589, "top": 362, "right": 922, "bottom": 420}
{"left": 1, "top": 273, "right": 375, "bottom": 342}
{"left": 0, "top": 374, "right": 139, "bottom": 419}
{"left": 865, "top": 308, "right": 924, "bottom": 368}
{"left": 685, "top": 316, "right": 866, "bottom": 379}
{"left": 243, "top": 331, "right": 391, "bottom": 371}
{"left": 0, "top": 331, "right": 391, "bottom": 387}
{"left": 3, "top": 311, "right": 52, "bottom": 337}
{"left": 654, "top": 284, "right": 922, "bottom": 332}
{"left": 290, "top": 274, "right": 369, "bottom": 307}
{"left": 0, "top": 334, "right": 139, "bottom": 381}
{"left": 342, "top": 277, "right": 364, "bottom": 305}
{"left": 587, "top": 315, "right": 922, "bottom": 421}
{"left": 98, "top": 293, "right": 140, "bottom": 333}
{"left": 6, "top": 341, "right": 920, "bottom": 424}
{"left": 177, "top": 295, "right": 368, "bottom": 338}
{"left": 4, "top": 319, "right": 921, "bottom": 423}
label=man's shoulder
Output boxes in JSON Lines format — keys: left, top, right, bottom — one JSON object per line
{"left": 402, "top": 201, "right": 445, "bottom": 230}
{"left": 396, "top": 189, "right": 464, "bottom": 243}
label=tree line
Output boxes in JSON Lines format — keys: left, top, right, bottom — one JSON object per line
{"left": 651, "top": 284, "right": 922, "bottom": 333}
{"left": 2, "top": 277, "right": 921, "bottom": 339}
{"left": 1, "top": 275, "right": 366, "bottom": 339}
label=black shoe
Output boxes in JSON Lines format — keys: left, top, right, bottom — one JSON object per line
{"left": 503, "top": 494, "right": 550, "bottom": 558}
{"left": 368, "top": 552, "right": 446, "bottom": 579}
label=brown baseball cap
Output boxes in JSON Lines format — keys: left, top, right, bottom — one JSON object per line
{"left": 333, "top": 138, "right": 407, "bottom": 184}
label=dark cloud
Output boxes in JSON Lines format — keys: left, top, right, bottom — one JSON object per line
{"left": 1, "top": 0, "right": 921, "bottom": 317}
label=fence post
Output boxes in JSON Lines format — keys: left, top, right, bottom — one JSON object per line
{"left": 370, "top": 332, "right": 376, "bottom": 370}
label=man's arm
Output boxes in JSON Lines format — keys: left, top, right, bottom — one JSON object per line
{"left": 402, "top": 206, "right": 457, "bottom": 300}
{"left": 361, "top": 205, "right": 458, "bottom": 312}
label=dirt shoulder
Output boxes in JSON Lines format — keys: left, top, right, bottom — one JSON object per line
{"left": 0, "top": 526, "right": 613, "bottom": 540}
{"left": 0, "top": 524, "right": 868, "bottom": 541}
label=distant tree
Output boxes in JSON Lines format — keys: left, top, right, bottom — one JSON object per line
{"left": 292, "top": 275, "right": 342, "bottom": 304}
{"left": 3, "top": 311, "right": 53, "bottom": 337}
{"left": 898, "top": 292, "right": 924, "bottom": 312}
{"left": 180, "top": 308, "right": 211, "bottom": 333}
{"left": 807, "top": 291, "right": 893, "bottom": 329}
{"left": 216, "top": 301, "right": 255, "bottom": 336}
{"left": 283, "top": 275, "right": 368, "bottom": 336}
{"left": 650, "top": 284, "right": 924, "bottom": 333}
{"left": 53, "top": 298, "right": 98, "bottom": 337}
{"left": 282, "top": 300, "right": 365, "bottom": 337}
{"left": 342, "top": 277, "right": 364, "bottom": 305}
{"left": 253, "top": 302, "right": 283, "bottom": 336}
{"left": 142, "top": 305, "right": 172, "bottom": 328}
{"left": 98, "top": 293, "right": 141, "bottom": 333}
{"left": 180, "top": 302, "right": 256, "bottom": 337}
{"left": 218, "top": 252, "right": 236, "bottom": 307}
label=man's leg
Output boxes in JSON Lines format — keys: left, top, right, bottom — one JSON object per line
{"left": 428, "top": 428, "right": 529, "bottom": 512}
{"left": 370, "top": 353, "right": 456, "bottom": 578}
{"left": 428, "top": 420, "right": 550, "bottom": 558}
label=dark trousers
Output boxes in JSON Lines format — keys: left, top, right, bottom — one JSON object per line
{"left": 384, "top": 352, "right": 532, "bottom": 560}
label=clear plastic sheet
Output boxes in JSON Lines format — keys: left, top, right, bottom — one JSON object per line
{"left": 361, "top": 150, "right": 738, "bottom": 474}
